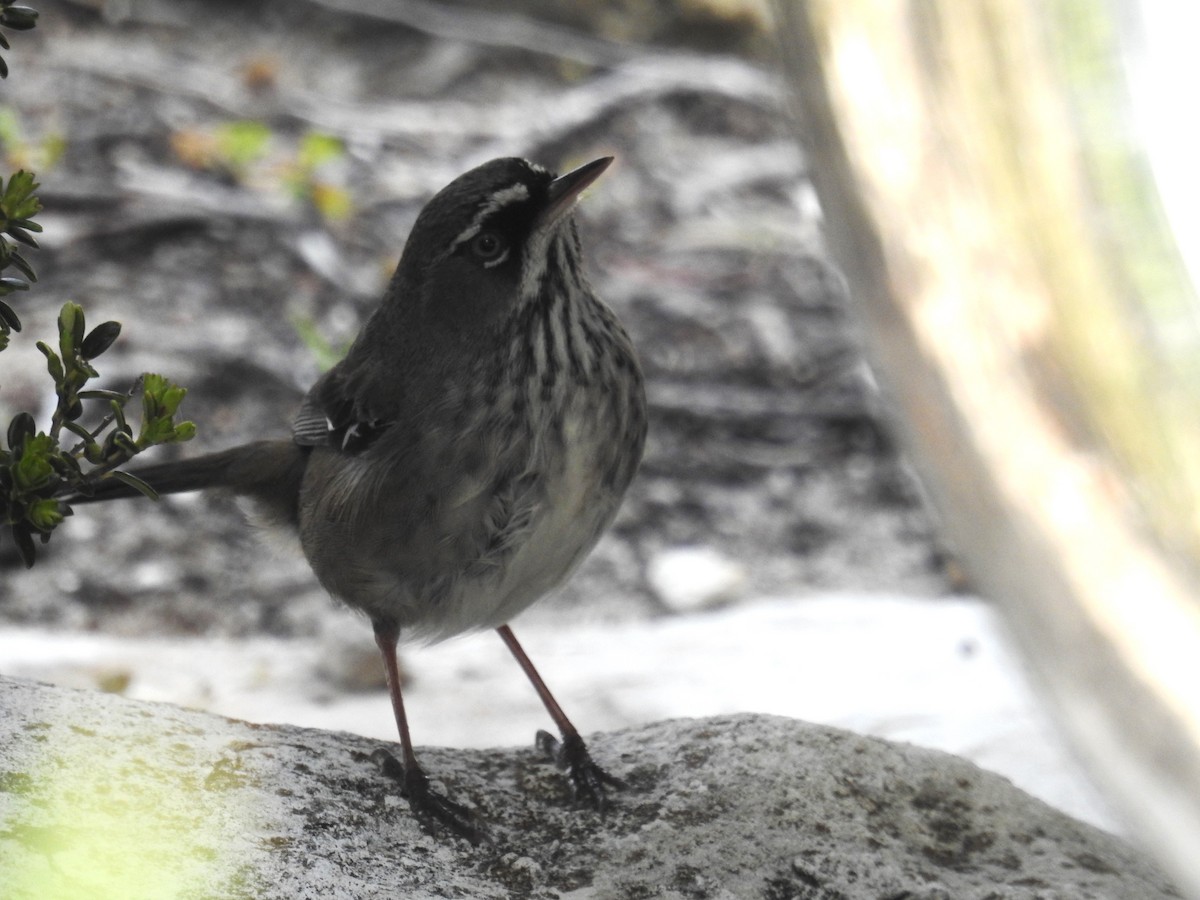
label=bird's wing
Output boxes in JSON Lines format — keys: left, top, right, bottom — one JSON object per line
{"left": 292, "top": 367, "right": 390, "bottom": 454}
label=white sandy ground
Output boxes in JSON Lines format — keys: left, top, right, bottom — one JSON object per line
{"left": 0, "top": 592, "right": 1122, "bottom": 834}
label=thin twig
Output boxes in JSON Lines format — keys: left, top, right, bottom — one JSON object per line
{"left": 66, "top": 376, "right": 141, "bottom": 459}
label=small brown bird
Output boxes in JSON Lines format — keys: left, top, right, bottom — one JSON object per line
{"left": 70, "top": 156, "right": 647, "bottom": 841}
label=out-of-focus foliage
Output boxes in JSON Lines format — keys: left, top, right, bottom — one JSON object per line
{"left": 171, "top": 121, "right": 353, "bottom": 223}
{"left": 0, "top": 106, "right": 66, "bottom": 171}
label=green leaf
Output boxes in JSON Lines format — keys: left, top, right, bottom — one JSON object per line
{"left": 138, "top": 374, "right": 191, "bottom": 445}
{"left": 6, "top": 410, "right": 34, "bottom": 450}
{"left": 141, "top": 372, "right": 167, "bottom": 398}
{"left": 0, "top": 6, "right": 39, "bottom": 30}
{"left": 108, "top": 470, "right": 159, "bottom": 501}
{"left": 64, "top": 419, "right": 103, "bottom": 463}
{"left": 36, "top": 340, "right": 64, "bottom": 383}
{"left": 52, "top": 447, "right": 82, "bottom": 483}
{"left": 13, "top": 432, "right": 57, "bottom": 489}
{"left": 109, "top": 399, "right": 129, "bottom": 434}
{"left": 78, "top": 388, "right": 131, "bottom": 403}
{"left": 108, "top": 429, "right": 138, "bottom": 457}
{"left": 0, "top": 274, "right": 29, "bottom": 293}
{"left": 80, "top": 321, "right": 121, "bottom": 358}
{"left": 1, "top": 171, "right": 41, "bottom": 220}
{"left": 58, "top": 301, "right": 84, "bottom": 364}
{"left": 160, "top": 385, "right": 186, "bottom": 417}
{"left": 7, "top": 250, "right": 35, "bottom": 281}
{"left": 0, "top": 297, "right": 20, "bottom": 331}
{"left": 27, "top": 498, "right": 64, "bottom": 531}
{"left": 5, "top": 225, "right": 37, "bottom": 247}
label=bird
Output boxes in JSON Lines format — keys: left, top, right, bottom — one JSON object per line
{"left": 66, "top": 155, "right": 648, "bottom": 842}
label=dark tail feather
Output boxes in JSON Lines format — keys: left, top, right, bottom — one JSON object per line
{"left": 64, "top": 440, "right": 308, "bottom": 525}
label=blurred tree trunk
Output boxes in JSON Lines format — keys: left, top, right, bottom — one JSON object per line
{"left": 772, "top": 2, "right": 1200, "bottom": 895}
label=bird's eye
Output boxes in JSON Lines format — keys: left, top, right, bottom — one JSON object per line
{"left": 470, "top": 231, "right": 507, "bottom": 263}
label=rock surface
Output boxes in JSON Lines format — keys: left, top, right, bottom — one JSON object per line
{"left": 0, "top": 675, "right": 1177, "bottom": 899}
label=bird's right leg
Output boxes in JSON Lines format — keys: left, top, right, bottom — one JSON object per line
{"left": 372, "top": 617, "right": 485, "bottom": 844}
{"left": 496, "top": 624, "right": 625, "bottom": 811}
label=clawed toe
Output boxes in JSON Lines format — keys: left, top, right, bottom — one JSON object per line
{"left": 374, "top": 748, "right": 487, "bottom": 845}
{"left": 536, "top": 729, "right": 625, "bottom": 812}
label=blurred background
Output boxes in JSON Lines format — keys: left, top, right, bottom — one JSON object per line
{"left": 7, "top": 0, "right": 1184, "bottom": 861}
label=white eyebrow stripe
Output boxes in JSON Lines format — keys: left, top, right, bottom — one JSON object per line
{"left": 485, "top": 183, "right": 530, "bottom": 209}
{"left": 449, "top": 182, "right": 531, "bottom": 250}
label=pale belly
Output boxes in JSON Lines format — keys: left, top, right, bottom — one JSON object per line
{"left": 413, "top": 411, "right": 623, "bottom": 642}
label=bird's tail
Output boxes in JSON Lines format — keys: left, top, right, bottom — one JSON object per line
{"left": 63, "top": 440, "right": 308, "bottom": 525}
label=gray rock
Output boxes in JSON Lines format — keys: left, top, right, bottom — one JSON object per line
{"left": 0, "top": 675, "right": 1177, "bottom": 899}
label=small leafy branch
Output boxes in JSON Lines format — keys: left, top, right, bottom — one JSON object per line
{"left": 0, "top": 17, "right": 198, "bottom": 568}
{"left": 2, "top": 300, "right": 197, "bottom": 567}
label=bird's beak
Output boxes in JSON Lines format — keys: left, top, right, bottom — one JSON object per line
{"left": 537, "top": 156, "right": 613, "bottom": 229}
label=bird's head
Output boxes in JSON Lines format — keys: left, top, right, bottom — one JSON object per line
{"left": 389, "top": 156, "right": 612, "bottom": 332}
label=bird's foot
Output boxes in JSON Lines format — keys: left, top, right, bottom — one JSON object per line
{"left": 535, "top": 729, "right": 625, "bottom": 812}
{"left": 373, "top": 748, "right": 487, "bottom": 845}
